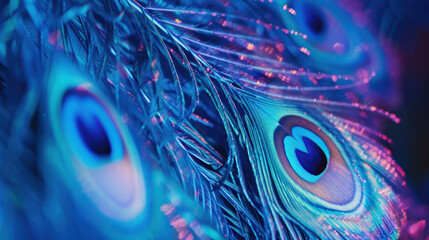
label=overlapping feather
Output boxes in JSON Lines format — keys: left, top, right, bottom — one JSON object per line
{"left": 0, "top": 0, "right": 407, "bottom": 239}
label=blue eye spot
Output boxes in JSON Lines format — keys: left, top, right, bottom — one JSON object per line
{"left": 76, "top": 112, "right": 112, "bottom": 156}
{"left": 61, "top": 89, "right": 124, "bottom": 167}
{"left": 295, "top": 137, "right": 328, "bottom": 176}
{"left": 283, "top": 126, "right": 330, "bottom": 182}
{"left": 303, "top": 5, "right": 325, "bottom": 35}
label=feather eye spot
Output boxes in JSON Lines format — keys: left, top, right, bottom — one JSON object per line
{"left": 302, "top": 4, "right": 326, "bottom": 37}
{"left": 61, "top": 89, "right": 124, "bottom": 167}
{"left": 274, "top": 115, "right": 356, "bottom": 204}
{"left": 283, "top": 126, "right": 330, "bottom": 183}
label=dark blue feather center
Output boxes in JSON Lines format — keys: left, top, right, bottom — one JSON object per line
{"left": 295, "top": 137, "right": 328, "bottom": 175}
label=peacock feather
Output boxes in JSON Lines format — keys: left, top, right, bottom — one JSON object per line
{"left": 0, "top": 0, "right": 407, "bottom": 239}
